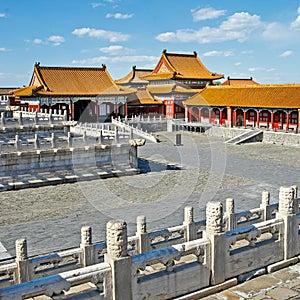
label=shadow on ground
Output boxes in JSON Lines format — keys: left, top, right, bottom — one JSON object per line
{"left": 138, "top": 158, "right": 182, "bottom": 173}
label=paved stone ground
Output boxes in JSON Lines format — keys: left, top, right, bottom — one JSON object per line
{"left": 1, "top": 131, "right": 300, "bottom": 299}
{"left": 202, "top": 263, "right": 300, "bottom": 299}
{"left": 0, "top": 131, "right": 300, "bottom": 259}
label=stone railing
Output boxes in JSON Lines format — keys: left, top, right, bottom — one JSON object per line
{"left": 112, "top": 117, "right": 158, "bottom": 143}
{"left": 0, "top": 185, "right": 299, "bottom": 299}
{"left": 124, "top": 115, "right": 166, "bottom": 123}
{"left": 70, "top": 122, "right": 131, "bottom": 143}
{"left": 5, "top": 109, "right": 68, "bottom": 127}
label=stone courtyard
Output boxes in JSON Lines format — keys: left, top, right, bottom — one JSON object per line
{"left": 0, "top": 131, "right": 299, "bottom": 259}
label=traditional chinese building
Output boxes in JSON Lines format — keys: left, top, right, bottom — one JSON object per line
{"left": 13, "top": 63, "right": 134, "bottom": 121}
{"left": 184, "top": 84, "right": 300, "bottom": 131}
{"left": 221, "top": 77, "right": 259, "bottom": 86}
{"left": 0, "top": 87, "right": 19, "bottom": 108}
{"left": 126, "top": 88, "right": 163, "bottom": 116}
{"left": 115, "top": 66, "right": 152, "bottom": 88}
{"left": 140, "top": 50, "right": 224, "bottom": 118}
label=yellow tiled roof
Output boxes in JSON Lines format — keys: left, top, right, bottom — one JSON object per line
{"left": 147, "top": 83, "right": 197, "bottom": 94}
{"left": 13, "top": 86, "right": 42, "bottom": 97}
{"left": 184, "top": 84, "right": 300, "bottom": 109}
{"left": 0, "top": 87, "right": 19, "bottom": 95}
{"left": 127, "top": 88, "right": 163, "bottom": 105}
{"left": 115, "top": 67, "right": 152, "bottom": 84}
{"left": 221, "top": 77, "right": 260, "bottom": 86}
{"left": 20, "top": 63, "right": 133, "bottom": 96}
{"left": 142, "top": 50, "right": 224, "bottom": 81}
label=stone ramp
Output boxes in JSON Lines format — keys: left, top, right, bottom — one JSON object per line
{"left": 112, "top": 118, "right": 158, "bottom": 143}
{"left": 225, "top": 130, "right": 263, "bottom": 145}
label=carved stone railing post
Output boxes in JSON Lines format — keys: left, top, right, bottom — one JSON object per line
{"left": 51, "top": 132, "right": 56, "bottom": 148}
{"left": 136, "top": 215, "right": 150, "bottom": 253}
{"left": 14, "top": 134, "right": 21, "bottom": 151}
{"left": 183, "top": 206, "right": 197, "bottom": 241}
{"left": 105, "top": 220, "right": 132, "bottom": 300}
{"left": 114, "top": 126, "right": 119, "bottom": 143}
{"left": 34, "top": 111, "right": 38, "bottom": 125}
{"left": 224, "top": 198, "right": 236, "bottom": 231}
{"left": 260, "top": 191, "right": 272, "bottom": 221}
{"left": 67, "top": 132, "right": 72, "bottom": 147}
{"left": 18, "top": 111, "right": 23, "bottom": 126}
{"left": 205, "top": 201, "right": 225, "bottom": 285}
{"left": 63, "top": 110, "right": 68, "bottom": 121}
{"left": 34, "top": 133, "right": 39, "bottom": 149}
{"left": 80, "top": 226, "right": 95, "bottom": 267}
{"left": 277, "top": 186, "right": 298, "bottom": 260}
{"left": 82, "top": 131, "right": 87, "bottom": 146}
{"left": 48, "top": 111, "right": 53, "bottom": 125}
{"left": 0, "top": 112, "right": 4, "bottom": 127}
{"left": 98, "top": 130, "right": 103, "bottom": 144}
{"left": 15, "top": 239, "right": 30, "bottom": 284}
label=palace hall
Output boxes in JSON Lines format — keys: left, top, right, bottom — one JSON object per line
{"left": 11, "top": 50, "right": 300, "bottom": 131}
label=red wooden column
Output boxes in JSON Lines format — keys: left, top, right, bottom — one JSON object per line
{"left": 172, "top": 101, "right": 175, "bottom": 119}
{"left": 184, "top": 106, "right": 188, "bottom": 122}
{"left": 198, "top": 108, "right": 202, "bottom": 123}
{"left": 271, "top": 110, "right": 274, "bottom": 130}
{"left": 208, "top": 108, "right": 212, "bottom": 124}
{"left": 227, "top": 106, "right": 232, "bottom": 127}
{"left": 256, "top": 110, "right": 260, "bottom": 128}
{"left": 243, "top": 109, "right": 247, "bottom": 128}
{"left": 123, "top": 102, "right": 128, "bottom": 118}
{"left": 233, "top": 109, "right": 237, "bottom": 127}
{"left": 95, "top": 101, "right": 99, "bottom": 121}
{"left": 298, "top": 109, "right": 300, "bottom": 133}
{"left": 286, "top": 112, "right": 290, "bottom": 132}
{"left": 219, "top": 109, "right": 223, "bottom": 125}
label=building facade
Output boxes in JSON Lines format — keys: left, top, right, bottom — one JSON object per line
{"left": 184, "top": 84, "right": 300, "bottom": 132}
{"left": 13, "top": 63, "right": 134, "bottom": 121}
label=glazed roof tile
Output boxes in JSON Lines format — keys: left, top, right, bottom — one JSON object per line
{"left": 0, "top": 87, "right": 19, "bottom": 95}
{"left": 221, "top": 77, "right": 259, "bottom": 86}
{"left": 147, "top": 83, "right": 197, "bottom": 94}
{"left": 14, "top": 64, "right": 134, "bottom": 97}
{"left": 115, "top": 67, "right": 152, "bottom": 84}
{"left": 127, "top": 88, "right": 163, "bottom": 105}
{"left": 184, "top": 84, "right": 300, "bottom": 109}
{"left": 142, "top": 51, "right": 224, "bottom": 81}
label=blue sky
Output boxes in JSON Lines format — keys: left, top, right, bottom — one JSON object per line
{"left": 1, "top": 0, "right": 300, "bottom": 87}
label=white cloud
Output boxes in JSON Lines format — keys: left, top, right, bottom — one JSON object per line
{"left": 235, "top": 62, "right": 242, "bottom": 66}
{"left": 91, "top": 3, "right": 103, "bottom": 8}
{"left": 0, "top": 13, "right": 5, "bottom": 18}
{"left": 191, "top": 7, "right": 226, "bottom": 22}
{"left": 248, "top": 67, "right": 275, "bottom": 72}
{"left": 47, "top": 35, "right": 65, "bottom": 46}
{"left": 0, "top": 47, "right": 8, "bottom": 52}
{"left": 72, "top": 27, "right": 130, "bottom": 42}
{"left": 220, "top": 12, "right": 262, "bottom": 31}
{"left": 99, "top": 45, "right": 134, "bottom": 55}
{"left": 106, "top": 13, "right": 134, "bottom": 19}
{"left": 33, "top": 38, "right": 43, "bottom": 44}
{"left": 262, "top": 22, "right": 294, "bottom": 41}
{"left": 203, "top": 50, "right": 233, "bottom": 57}
{"left": 279, "top": 50, "right": 293, "bottom": 58}
{"left": 291, "top": 6, "right": 300, "bottom": 30}
{"left": 72, "top": 55, "right": 158, "bottom": 65}
{"left": 156, "top": 12, "right": 263, "bottom": 44}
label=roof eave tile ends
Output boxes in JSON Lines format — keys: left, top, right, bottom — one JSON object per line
{"left": 31, "top": 65, "right": 117, "bottom": 95}
{"left": 185, "top": 85, "right": 300, "bottom": 109}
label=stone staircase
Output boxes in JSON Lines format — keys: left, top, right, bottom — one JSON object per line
{"left": 225, "top": 129, "right": 263, "bottom": 145}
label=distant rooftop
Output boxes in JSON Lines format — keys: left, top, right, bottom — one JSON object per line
{"left": 221, "top": 76, "right": 260, "bottom": 86}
